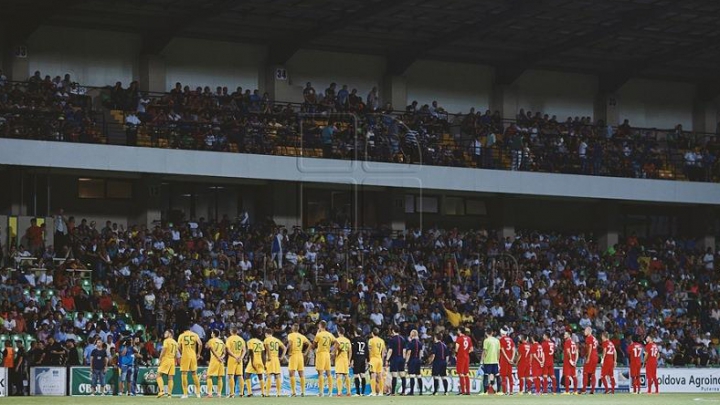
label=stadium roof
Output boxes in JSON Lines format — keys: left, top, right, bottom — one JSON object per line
{"left": 4, "top": 0, "right": 720, "bottom": 92}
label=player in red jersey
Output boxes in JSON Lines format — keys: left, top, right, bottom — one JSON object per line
{"left": 561, "top": 331, "right": 579, "bottom": 395}
{"left": 600, "top": 332, "right": 616, "bottom": 394}
{"left": 627, "top": 335, "right": 644, "bottom": 394}
{"left": 517, "top": 335, "right": 532, "bottom": 395}
{"left": 530, "top": 335, "right": 545, "bottom": 395}
{"left": 581, "top": 327, "right": 599, "bottom": 394}
{"left": 643, "top": 336, "right": 659, "bottom": 394}
{"left": 499, "top": 328, "right": 516, "bottom": 395}
{"left": 454, "top": 328, "right": 473, "bottom": 395}
{"left": 541, "top": 332, "right": 557, "bottom": 394}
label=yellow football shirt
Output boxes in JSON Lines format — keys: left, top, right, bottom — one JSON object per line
{"left": 162, "top": 338, "right": 178, "bottom": 361}
{"left": 226, "top": 335, "right": 246, "bottom": 358}
{"left": 336, "top": 336, "right": 351, "bottom": 361}
{"left": 263, "top": 336, "right": 283, "bottom": 359}
{"left": 314, "top": 331, "right": 336, "bottom": 353}
{"left": 369, "top": 336, "right": 386, "bottom": 360}
{"left": 207, "top": 337, "right": 226, "bottom": 363}
{"left": 287, "top": 332, "right": 310, "bottom": 356}
{"left": 178, "top": 331, "right": 201, "bottom": 358}
{"left": 247, "top": 338, "right": 265, "bottom": 362}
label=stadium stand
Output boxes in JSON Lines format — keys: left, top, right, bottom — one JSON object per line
{"left": 1, "top": 74, "right": 718, "bottom": 183}
{"left": 0, "top": 2, "right": 719, "bottom": 397}
{"left": 1, "top": 213, "right": 718, "bottom": 375}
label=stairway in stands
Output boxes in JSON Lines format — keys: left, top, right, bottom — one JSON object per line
{"left": 104, "top": 109, "right": 128, "bottom": 145}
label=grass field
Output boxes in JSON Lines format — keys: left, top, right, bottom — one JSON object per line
{"left": 2, "top": 394, "right": 720, "bottom": 405}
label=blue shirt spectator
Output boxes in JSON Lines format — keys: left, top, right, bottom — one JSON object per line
{"left": 119, "top": 344, "right": 135, "bottom": 366}
{"left": 84, "top": 341, "right": 97, "bottom": 365}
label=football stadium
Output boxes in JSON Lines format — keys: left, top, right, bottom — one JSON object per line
{"left": 0, "top": 0, "right": 719, "bottom": 404}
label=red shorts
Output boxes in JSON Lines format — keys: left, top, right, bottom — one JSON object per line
{"left": 532, "top": 365, "right": 543, "bottom": 378}
{"left": 517, "top": 363, "right": 530, "bottom": 378}
{"left": 629, "top": 364, "right": 641, "bottom": 377}
{"left": 563, "top": 365, "right": 576, "bottom": 378}
{"left": 583, "top": 360, "right": 598, "bottom": 373}
{"left": 499, "top": 361, "right": 513, "bottom": 377}
{"left": 601, "top": 362, "right": 614, "bottom": 377}
{"left": 543, "top": 364, "right": 554, "bottom": 376}
{"left": 645, "top": 364, "right": 657, "bottom": 380}
{"left": 456, "top": 356, "right": 469, "bottom": 375}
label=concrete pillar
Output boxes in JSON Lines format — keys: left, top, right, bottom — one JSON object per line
{"left": 692, "top": 97, "right": 720, "bottom": 134}
{"left": 594, "top": 92, "right": 620, "bottom": 125}
{"left": 9, "top": 167, "right": 27, "bottom": 216}
{"left": 389, "top": 189, "right": 407, "bottom": 232}
{"left": 264, "top": 64, "right": 298, "bottom": 103}
{"left": 134, "top": 176, "right": 163, "bottom": 228}
{"left": 4, "top": 44, "right": 29, "bottom": 82}
{"left": 489, "top": 84, "right": 522, "bottom": 122}
{"left": 272, "top": 182, "right": 300, "bottom": 228}
{"left": 692, "top": 206, "right": 716, "bottom": 250}
{"left": 138, "top": 54, "right": 167, "bottom": 93}
{"left": 498, "top": 198, "right": 515, "bottom": 240}
{"left": 598, "top": 202, "right": 620, "bottom": 250}
{"left": 382, "top": 75, "right": 407, "bottom": 110}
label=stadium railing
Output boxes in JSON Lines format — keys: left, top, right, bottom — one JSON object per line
{"left": 1, "top": 80, "right": 718, "bottom": 183}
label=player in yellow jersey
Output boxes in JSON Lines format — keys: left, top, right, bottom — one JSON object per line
{"left": 225, "top": 328, "right": 247, "bottom": 398}
{"left": 286, "top": 323, "right": 311, "bottom": 397}
{"left": 156, "top": 330, "right": 178, "bottom": 398}
{"left": 177, "top": 328, "right": 202, "bottom": 399}
{"left": 313, "top": 320, "right": 336, "bottom": 397}
{"left": 368, "top": 328, "right": 387, "bottom": 396}
{"left": 205, "top": 329, "right": 226, "bottom": 398}
{"left": 245, "top": 333, "right": 266, "bottom": 397}
{"left": 333, "top": 327, "right": 352, "bottom": 397}
{"left": 263, "top": 328, "right": 287, "bottom": 397}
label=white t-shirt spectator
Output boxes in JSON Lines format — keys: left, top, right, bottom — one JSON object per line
{"left": 370, "top": 311, "right": 384, "bottom": 326}
{"left": 239, "top": 259, "right": 252, "bottom": 272}
{"left": 703, "top": 252, "right": 714, "bottom": 270}
{"left": 126, "top": 113, "right": 141, "bottom": 126}
{"left": 144, "top": 291, "right": 156, "bottom": 310}
{"left": 205, "top": 134, "right": 216, "bottom": 148}
{"left": 74, "top": 316, "right": 88, "bottom": 330}
{"left": 414, "top": 263, "right": 429, "bottom": 279}
{"left": 153, "top": 274, "right": 165, "bottom": 290}
{"left": 137, "top": 95, "right": 150, "bottom": 113}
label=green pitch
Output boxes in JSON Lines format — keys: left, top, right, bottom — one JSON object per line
{"left": 2, "top": 394, "right": 720, "bottom": 405}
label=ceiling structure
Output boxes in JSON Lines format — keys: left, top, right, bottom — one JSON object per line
{"left": 3, "top": 0, "right": 720, "bottom": 93}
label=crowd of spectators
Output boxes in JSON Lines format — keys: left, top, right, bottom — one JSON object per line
{"left": 1, "top": 71, "right": 718, "bottom": 182}
{"left": 0, "top": 70, "right": 100, "bottom": 143}
{"left": 1, "top": 208, "right": 719, "bottom": 389}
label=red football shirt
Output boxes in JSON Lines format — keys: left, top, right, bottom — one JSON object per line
{"left": 563, "top": 339, "right": 578, "bottom": 366}
{"left": 542, "top": 340, "right": 556, "bottom": 363}
{"left": 455, "top": 335, "right": 473, "bottom": 359}
{"left": 628, "top": 342, "right": 643, "bottom": 367}
{"left": 585, "top": 335, "right": 599, "bottom": 362}
{"left": 531, "top": 342, "right": 545, "bottom": 367}
{"left": 518, "top": 342, "right": 532, "bottom": 367}
{"left": 602, "top": 340, "right": 616, "bottom": 365}
{"left": 499, "top": 336, "right": 515, "bottom": 364}
{"left": 645, "top": 342, "right": 659, "bottom": 366}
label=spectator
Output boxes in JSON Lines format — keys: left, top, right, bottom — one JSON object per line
{"left": 303, "top": 82, "right": 317, "bottom": 105}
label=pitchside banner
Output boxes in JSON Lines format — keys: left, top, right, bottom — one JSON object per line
{"left": 69, "top": 367, "right": 119, "bottom": 395}
{"left": 30, "top": 367, "right": 68, "bottom": 396}
{"left": 0, "top": 367, "right": 8, "bottom": 396}
{"left": 651, "top": 368, "right": 720, "bottom": 393}
{"left": 67, "top": 366, "right": 720, "bottom": 395}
